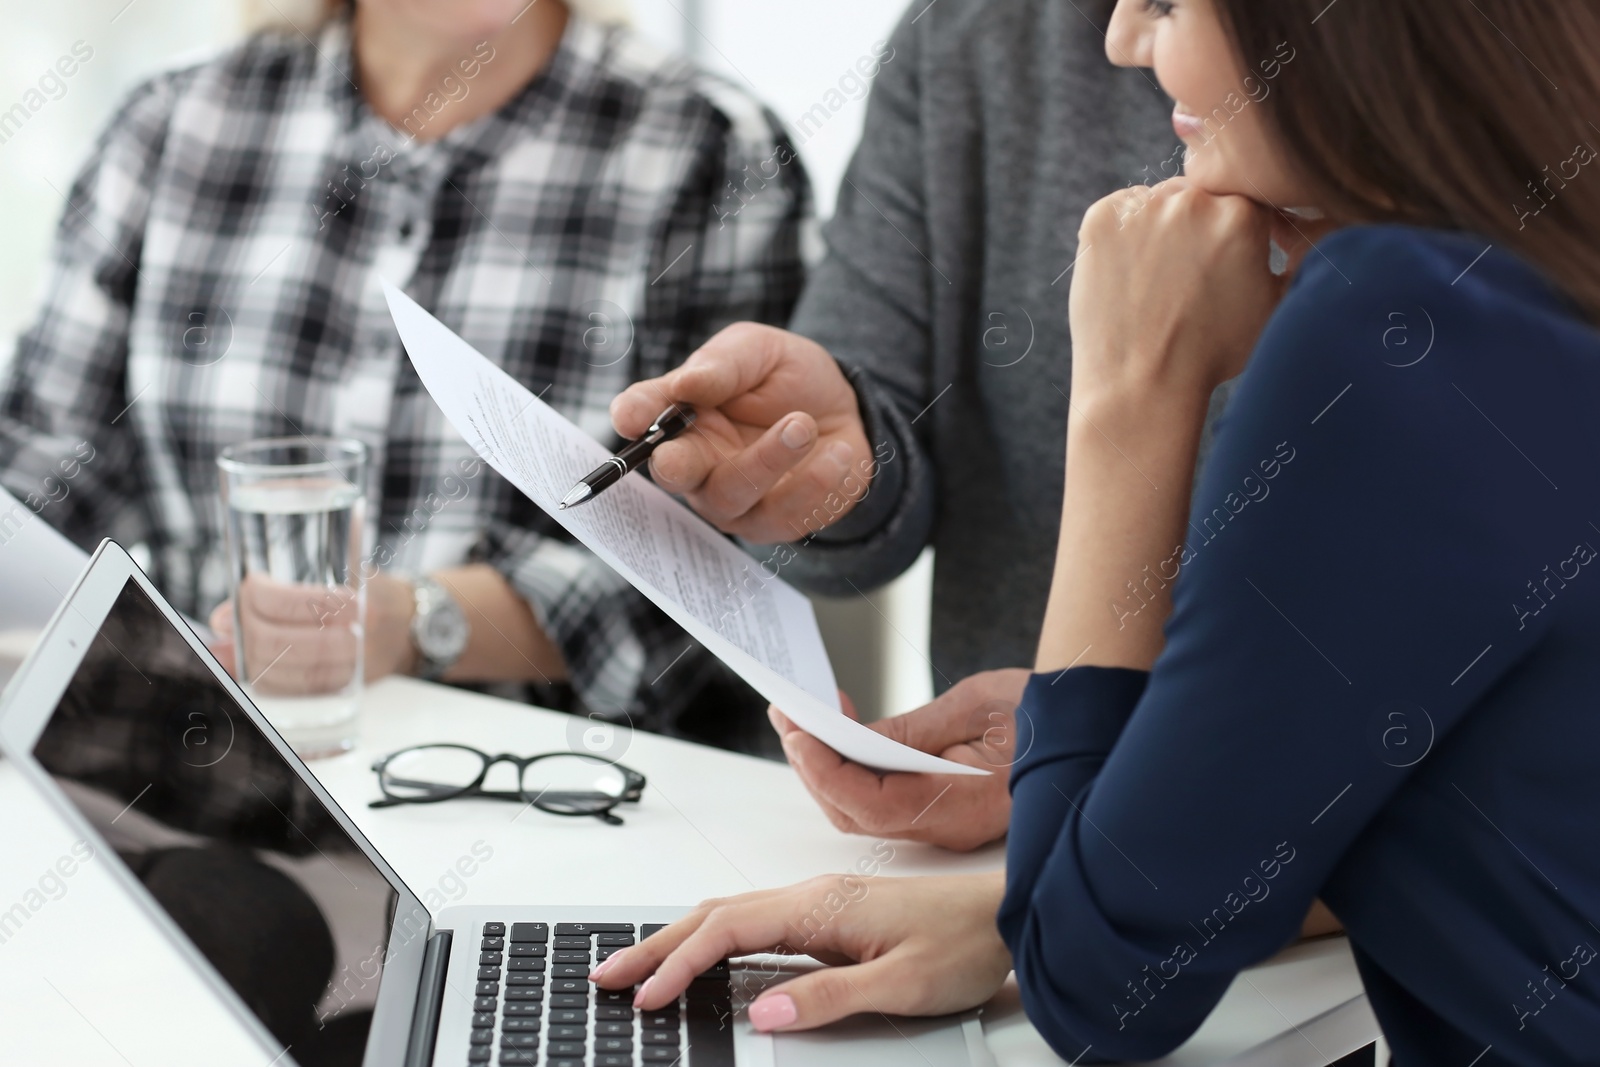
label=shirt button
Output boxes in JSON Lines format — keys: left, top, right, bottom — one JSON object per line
{"left": 399, "top": 220, "right": 414, "bottom": 239}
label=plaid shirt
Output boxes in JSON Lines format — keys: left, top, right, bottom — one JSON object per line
{"left": 0, "top": 14, "right": 809, "bottom": 727}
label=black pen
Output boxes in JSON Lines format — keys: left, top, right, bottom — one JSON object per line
{"left": 559, "top": 404, "right": 696, "bottom": 509}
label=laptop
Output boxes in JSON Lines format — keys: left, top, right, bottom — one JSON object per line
{"left": 0, "top": 541, "right": 992, "bottom": 1067}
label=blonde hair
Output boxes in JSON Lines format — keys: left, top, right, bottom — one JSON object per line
{"left": 243, "top": 0, "right": 630, "bottom": 35}
{"left": 567, "top": 0, "right": 631, "bottom": 25}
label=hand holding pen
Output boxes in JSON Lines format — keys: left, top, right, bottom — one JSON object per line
{"left": 560, "top": 404, "right": 697, "bottom": 509}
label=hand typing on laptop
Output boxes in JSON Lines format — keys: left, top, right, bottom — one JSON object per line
{"left": 5, "top": 541, "right": 998, "bottom": 1066}
{"left": 590, "top": 873, "right": 1011, "bottom": 1033}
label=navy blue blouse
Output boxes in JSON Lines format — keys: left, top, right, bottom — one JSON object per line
{"left": 998, "top": 225, "right": 1600, "bottom": 1066}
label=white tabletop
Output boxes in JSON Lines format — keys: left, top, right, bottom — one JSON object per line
{"left": 0, "top": 676, "right": 1377, "bottom": 1065}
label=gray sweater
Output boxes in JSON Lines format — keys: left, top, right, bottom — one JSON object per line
{"left": 775, "top": 0, "right": 1190, "bottom": 689}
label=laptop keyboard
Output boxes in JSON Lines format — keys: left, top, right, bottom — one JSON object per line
{"left": 468, "top": 920, "right": 734, "bottom": 1066}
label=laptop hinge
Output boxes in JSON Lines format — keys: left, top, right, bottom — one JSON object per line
{"left": 404, "top": 930, "right": 452, "bottom": 1067}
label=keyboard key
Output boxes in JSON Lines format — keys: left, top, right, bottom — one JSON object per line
{"left": 686, "top": 978, "right": 735, "bottom": 1066}
{"left": 595, "top": 934, "right": 635, "bottom": 947}
{"left": 689, "top": 976, "right": 727, "bottom": 1001}
{"left": 509, "top": 943, "right": 548, "bottom": 957}
{"left": 640, "top": 924, "right": 668, "bottom": 939}
{"left": 552, "top": 965, "right": 590, "bottom": 978}
{"left": 549, "top": 1060, "right": 584, "bottom": 1067}
{"left": 552, "top": 937, "right": 591, "bottom": 949}
{"left": 595, "top": 1005, "right": 632, "bottom": 1020}
{"left": 547, "top": 1041, "right": 585, "bottom": 1057}
{"left": 596, "top": 1021, "right": 632, "bottom": 1037}
{"left": 506, "top": 973, "right": 545, "bottom": 986}
{"left": 552, "top": 951, "right": 590, "bottom": 964}
{"left": 641, "top": 1009, "right": 679, "bottom": 1028}
{"left": 501, "top": 1017, "right": 540, "bottom": 1032}
{"left": 473, "top": 1012, "right": 496, "bottom": 1028}
{"left": 477, "top": 966, "right": 502, "bottom": 981}
{"left": 595, "top": 989, "right": 633, "bottom": 1005}
{"left": 549, "top": 994, "right": 588, "bottom": 1009}
{"left": 469, "top": 1028, "right": 493, "bottom": 1045}
{"left": 468, "top": 1047, "right": 490, "bottom": 1064}
{"left": 501, "top": 1033, "right": 539, "bottom": 1048}
{"left": 508, "top": 959, "right": 546, "bottom": 972}
{"left": 595, "top": 946, "right": 624, "bottom": 961}
{"left": 596, "top": 1056, "right": 632, "bottom": 1067}
{"left": 473, "top": 997, "right": 497, "bottom": 1013}
{"left": 475, "top": 981, "right": 499, "bottom": 997}
{"left": 504, "top": 1002, "right": 542, "bottom": 1017}
{"left": 596, "top": 1037, "right": 633, "bottom": 1054}
{"left": 549, "top": 1009, "right": 586, "bottom": 1026}
{"left": 550, "top": 979, "right": 587, "bottom": 994}
{"left": 498, "top": 1052, "right": 537, "bottom": 1066}
{"left": 483, "top": 922, "right": 507, "bottom": 937}
{"left": 548, "top": 1024, "right": 585, "bottom": 1041}
{"left": 506, "top": 987, "right": 543, "bottom": 1001}
{"left": 642, "top": 1028, "right": 679, "bottom": 1046}
{"left": 509, "top": 923, "right": 548, "bottom": 943}
{"left": 480, "top": 951, "right": 504, "bottom": 966}
{"left": 481, "top": 937, "right": 505, "bottom": 951}
{"left": 643, "top": 1048, "right": 684, "bottom": 1063}
{"left": 554, "top": 923, "right": 633, "bottom": 936}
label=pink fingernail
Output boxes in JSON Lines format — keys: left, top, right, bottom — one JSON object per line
{"left": 633, "top": 976, "right": 655, "bottom": 1008}
{"left": 748, "top": 993, "right": 798, "bottom": 1031}
{"left": 781, "top": 418, "right": 811, "bottom": 449}
{"left": 590, "top": 950, "right": 624, "bottom": 981}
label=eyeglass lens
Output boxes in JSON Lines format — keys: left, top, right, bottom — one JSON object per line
{"left": 379, "top": 745, "right": 486, "bottom": 800}
{"left": 521, "top": 754, "right": 628, "bottom": 815}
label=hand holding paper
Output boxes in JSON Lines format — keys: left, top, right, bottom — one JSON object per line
{"left": 383, "top": 282, "right": 984, "bottom": 775}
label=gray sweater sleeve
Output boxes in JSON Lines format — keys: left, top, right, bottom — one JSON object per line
{"left": 758, "top": 8, "right": 940, "bottom": 596}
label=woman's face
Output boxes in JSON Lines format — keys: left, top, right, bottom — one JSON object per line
{"left": 1106, "top": 0, "right": 1315, "bottom": 209}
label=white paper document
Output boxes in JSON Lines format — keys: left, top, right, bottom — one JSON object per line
{"left": 384, "top": 282, "right": 983, "bottom": 775}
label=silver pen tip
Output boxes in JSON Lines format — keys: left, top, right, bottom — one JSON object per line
{"left": 559, "top": 484, "right": 593, "bottom": 510}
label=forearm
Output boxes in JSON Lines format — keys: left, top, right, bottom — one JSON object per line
{"left": 435, "top": 564, "right": 567, "bottom": 683}
{"left": 1036, "top": 394, "right": 1209, "bottom": 672}
{"left": 380, "top": 564, "right": 567, "bottom": 684}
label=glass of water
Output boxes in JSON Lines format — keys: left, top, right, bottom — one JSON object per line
{"left": 217, "top": 437, "right": 368, "bottom": 758}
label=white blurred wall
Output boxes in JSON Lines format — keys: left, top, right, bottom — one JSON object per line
{"left": 0, "top": 0, "right": 934, "bottom": 718}
{"left": 0, "top": 1, "right": 245, "bottom": 375}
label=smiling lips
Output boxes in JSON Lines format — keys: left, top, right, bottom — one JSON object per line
{"left": 1172, "top": 105, "right": 1207, "bottom": 140}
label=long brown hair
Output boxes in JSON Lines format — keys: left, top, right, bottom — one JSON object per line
{"left": 1213, "top": 1, "right": 1600, "bottom": 319}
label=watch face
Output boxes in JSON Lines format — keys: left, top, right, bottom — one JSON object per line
{"left": 419, "top": 603, "right": 469, "bottom": 660}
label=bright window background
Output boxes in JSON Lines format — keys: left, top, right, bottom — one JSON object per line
{"left": 0, "top": 0, "right": 934, "bottom": 718}
{"left": 0, "top": 0, "right": 245, "bottom": 372}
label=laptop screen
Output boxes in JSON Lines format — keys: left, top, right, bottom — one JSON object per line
{"left": 31, "top": 576, "right": 400, "bottom": 1066}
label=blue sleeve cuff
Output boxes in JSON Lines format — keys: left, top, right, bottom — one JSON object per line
{"left": 1010, "top": 666, "right": 1151, "bottom": 794}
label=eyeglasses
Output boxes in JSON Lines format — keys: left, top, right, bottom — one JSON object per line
{"left": 369, "top": 744, "right": 647, "bottom": 825}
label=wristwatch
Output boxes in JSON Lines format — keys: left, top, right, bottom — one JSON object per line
{"left": 410, "top": 576, "right": 469, "bottom": 680}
